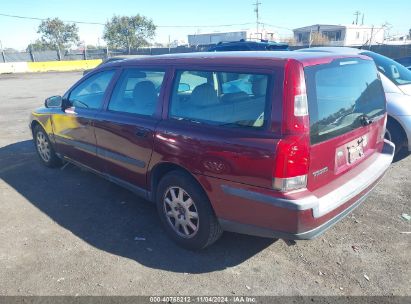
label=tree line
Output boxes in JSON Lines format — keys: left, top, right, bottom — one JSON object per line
{"left": 26, "top": 15, "right": 156, "bottom": 54}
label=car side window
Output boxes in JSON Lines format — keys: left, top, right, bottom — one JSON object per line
{"left": 170, "top": 70, "right": 270, "bottom": 129}
{"left": 220, "top": 73, "right": 253, "bottom": 94}
{"left": 108, "top": 69, "right": 166, "bottom": 116}
{"left": 69, "top": 70, "right": 115, "bottom": 109}
{"left": 178, "top": 71, "right": 208, "bottom": 92}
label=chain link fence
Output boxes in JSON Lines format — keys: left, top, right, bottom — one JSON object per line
{"left": 1, "top": 44, "right": 411, "bottom": 63}
{"left": 0, "top": 46, "right": 211, "bottom": 63}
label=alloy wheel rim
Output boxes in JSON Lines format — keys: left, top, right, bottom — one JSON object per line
{"left": 163, "top": 186, "right": 199, "bottom": 238}
{"left": 36, "top": 131, "right": 51, "bottom": 162}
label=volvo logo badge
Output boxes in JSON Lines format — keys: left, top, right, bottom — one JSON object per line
{"left": 313, "top": 167, "right": 329, "bottom": 177}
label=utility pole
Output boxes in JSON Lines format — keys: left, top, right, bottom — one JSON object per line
{"left": 309, "top": 29, "right": 313, "bottom": 48}
{"left": 354, "top": 11, "right": 361, "bottom": 25}
{"left": 0, "top": 40, "right": 5, "bottom": 63}
{"left": 369, "top": 25, "right": 374, "bottom": 49}
{"left": 253, "top": 0, "right": 262, "bottom": 38}
{"left": 84, "top": 41, "right": 87, "bottom": 60}
{"left": 29, "top": 43, "right": 35, "bottom": 62}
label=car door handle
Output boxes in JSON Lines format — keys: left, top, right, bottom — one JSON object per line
{"left": 64, "top": 107, "right": 77, "bottom": 115}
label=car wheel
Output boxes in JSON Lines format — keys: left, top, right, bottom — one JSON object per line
{"left": 156, "top": 171, "right": 223, "bottom": 250}
{"left": 33, "top": 125, "right": 62, "bottom": 168}
{"left": 385, "top": 118, "right": 407, "bottom": 156}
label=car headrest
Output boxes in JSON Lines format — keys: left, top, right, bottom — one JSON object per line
{"left": 252, "top": 77, "right": 268, "bottom": 97}
{"left": 133, "top": 81, "right": 156, "bottom": 105}
{"left": 190, "top": 83, "right": 219, "bottom": 107}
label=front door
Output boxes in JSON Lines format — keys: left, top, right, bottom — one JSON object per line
{"left": 93, "top": 68, "right": 167, "bottom": 190}
{"left": 53, "top": 69, "right": 116, "bottom": 171}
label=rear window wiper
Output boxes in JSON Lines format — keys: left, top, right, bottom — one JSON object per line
{"left": 359, "top": 114, "right": 372, "bottom": 126}
{"left": 359, "top": 113, "right": 385, "bottom": 126}
{"left": 331, "top": 112, "right": 359, "bottom": 125}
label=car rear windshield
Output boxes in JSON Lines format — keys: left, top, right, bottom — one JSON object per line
{"left": 304, "top": 58, "right": 386, "bottom": 145}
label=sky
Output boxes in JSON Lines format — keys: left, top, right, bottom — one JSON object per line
{"left": 0, "top": 0, "right": 409, "bottom": 50}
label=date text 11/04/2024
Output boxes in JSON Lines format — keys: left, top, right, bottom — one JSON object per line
{"left": 149, "top": 296, "right": 257, "bottom": 303}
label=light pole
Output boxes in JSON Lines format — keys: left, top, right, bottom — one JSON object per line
{"left": 253, "top": 0, "right": 261, "bottom": 38}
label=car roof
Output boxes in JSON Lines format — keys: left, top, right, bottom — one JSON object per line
{"left": 101, "top": 51, "right": 370, "bottom": 68}
{"left": 296, "top": 47, "right": 364, "bottom": 54}
{"left": 104, "top": 55, "right": 149, "bottom": 62}
{"left": 215, "top": 40, "right": 288, "bottom": 46}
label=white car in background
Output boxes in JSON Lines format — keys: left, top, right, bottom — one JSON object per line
{"left": 297, "top": 47, "right": 411, "bottom": 157}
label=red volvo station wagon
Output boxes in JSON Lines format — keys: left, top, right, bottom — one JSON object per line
{"left": 30, "top": 52, "right": 395, "bottom": 249}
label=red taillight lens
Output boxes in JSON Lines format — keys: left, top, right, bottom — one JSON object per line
{"left": 273, "top": 60, "right": 310, "bottom": 192}
{"left": 282, "top": 59, "right": 309, "bottom": 135}
{"left": 274, "top": 135, "right": 310, "bottom": 178}
{"left": 273, "top": 135, "right": 310, "bottom": 191}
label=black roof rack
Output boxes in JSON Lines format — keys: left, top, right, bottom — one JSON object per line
{"left": 207, "top": 40, "right": 289, "bottom": 52}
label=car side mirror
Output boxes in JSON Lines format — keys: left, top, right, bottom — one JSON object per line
{"left": 178, "top": 83, "right": 190, "bottom": 92}
{"left": 45, "top": 95, "right": 63, "bottom": 108}
{"left": 61, "top": 98, "right": 71, "bottom": 110}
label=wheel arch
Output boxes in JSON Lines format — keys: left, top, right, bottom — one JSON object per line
{"left": 30, "top": 120, "right": 43, "bottom": 136}
{"left": 149, "top": 162, "right": 212, "bottom": 208}
{"left": 387, "top": 115, "right": 408, "bottom": 147}
{"left": 30, "top": 116, "right": 57, "bottom": 145}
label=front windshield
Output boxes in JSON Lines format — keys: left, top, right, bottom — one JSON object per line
{"left": 362, "top": 51, "right": 411, "bottom": 86}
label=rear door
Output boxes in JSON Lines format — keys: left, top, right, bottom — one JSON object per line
{"left": 93, "top": 67, "right": 168, "bottom": 190}
{"left": 153, "top": 66, "right": 281, "bottom": 190}
{"left": 304, "top": 57, "right": 386, "bottom": 191}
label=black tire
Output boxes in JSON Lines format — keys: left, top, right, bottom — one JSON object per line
{"left": 33, "top": 125, "right": 62, "bottom": 168}
{"left": 385, "top": 118, "right": 407, "bottom": 156}
{"left": 156, "top": 171, "right": 223, "bottom": 250}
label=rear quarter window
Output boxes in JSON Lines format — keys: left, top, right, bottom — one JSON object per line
{"left": 304, "top": 58, "right": 386, "bottom": 145}
{"left": 169, "top": 70, "right": 271, "bottom": 129}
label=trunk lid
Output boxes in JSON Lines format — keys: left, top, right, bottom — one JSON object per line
{"left": 304, "top": 57, "right": 387, "bottom": 191}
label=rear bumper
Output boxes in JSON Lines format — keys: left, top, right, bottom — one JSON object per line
{"left": 215, "top": 140, "right": 395, "bottom": 239}
{"left": 220, "top": 178, "right": 377, "bottom": 240}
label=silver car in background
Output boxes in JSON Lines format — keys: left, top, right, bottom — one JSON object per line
{"left": 297, "top": 47, "right": 411, "bottom": 157}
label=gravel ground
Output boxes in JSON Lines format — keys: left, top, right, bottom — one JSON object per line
{"left": 0, "top": 72, "right": 410, "bottom": 296}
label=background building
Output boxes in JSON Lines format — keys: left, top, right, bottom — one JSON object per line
{"left": 188, "top": 29, "right": 279, "bottom": 46}
{"left": 293, "top": 24, "right": 385, "bottom": 46}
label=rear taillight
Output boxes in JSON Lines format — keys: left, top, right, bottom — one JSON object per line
{"left": 273, "top": 135, "right": 310, "bottom": 191}
{"left": 273, "top": 60, "right": 310, "bottom": 192}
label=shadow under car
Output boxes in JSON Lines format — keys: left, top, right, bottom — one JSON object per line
{"left": 0, "top": 140, "right": 275, "bottom": 274}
